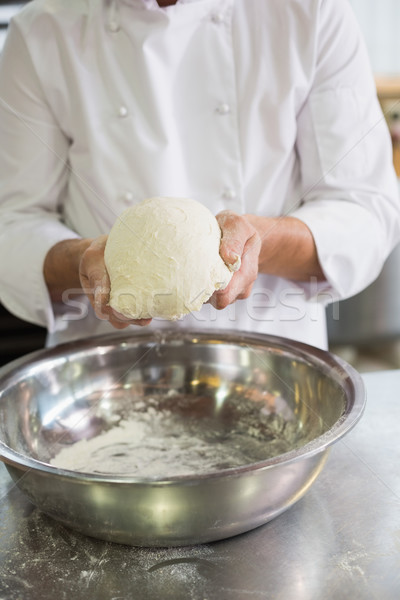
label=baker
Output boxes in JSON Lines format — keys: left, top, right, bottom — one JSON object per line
{"left": 0, "top": 0, "right": 399, "bottom": 350}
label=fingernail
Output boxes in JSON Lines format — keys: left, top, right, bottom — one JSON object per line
{"left": 227, "top": 254, "right": 241, "bottom": 272}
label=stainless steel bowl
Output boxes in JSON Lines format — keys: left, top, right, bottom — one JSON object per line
{"left": 0, "top": 329, "right": 365, "bottom": 547}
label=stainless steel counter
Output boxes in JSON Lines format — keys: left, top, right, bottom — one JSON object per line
{"left": 1, "top": 369, "right": 399, "bottom": 600}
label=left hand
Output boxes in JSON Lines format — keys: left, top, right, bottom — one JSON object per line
{"left": 79, "top": 235, "right": 152, "bottom": 329}
{"left": 210, "top": 211, "right": 261, "bottom": 309}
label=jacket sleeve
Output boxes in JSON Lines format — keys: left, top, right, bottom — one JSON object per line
{"left": 0, "top": 20, "right": 80, "bottom": 331}
{"left": 291, "top": 0, "right": 400, "bottom": 301}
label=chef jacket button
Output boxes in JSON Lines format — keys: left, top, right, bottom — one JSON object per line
{"left": 216, "top": 102, "right": 231, "bottom": 115}
{"left": 222, "top": 188, "right": 236, "bottom": 201}
{"left": 211, "top": 12, "right": 224, "bottom": 24}
{"left": 118, "top": 105, "right": 129, "bottom": 118}
{"left": 107, "top": 21, "right": 120, "bottom": 33}
{"left": 124, "top": 191, "right": 134, "bottom": 203}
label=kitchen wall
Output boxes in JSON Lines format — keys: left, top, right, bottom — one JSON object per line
{"left": 349, "top": 0, "right": 400, "bottom": 75}
{"left": 327, "top": 1, "right": 400, "bottom": 370}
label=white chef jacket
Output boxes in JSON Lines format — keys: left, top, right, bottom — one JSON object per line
{"left": 0, "top": 0, "right": 399, "bottom": 350}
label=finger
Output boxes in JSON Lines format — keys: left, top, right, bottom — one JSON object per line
{"left": 109, "top": 307, "right": 152, "bottom": 328}
{"left": 236, "top": 282, "right": 254, "bottom": 300}
{"left": 93, "top": 277, "right": 112, "bottom": 321}
{"left": 79, "top": 236, "right": 153, "bottom": 329}
{"left": 90, "top": 298, "right": 153, "bottom": 328}
{"left": 108, "top": 313, "right": 152, "bottom": 329}
{"left": 79, "top": 236, "right": 110, "bottom": 319}
{"left": 93, "top": 286, "right": 153, "bottom": 328}
{"left": 210, "top": 228, "right": 260, "bottom": 309}
{"left": 209, "top": 273, "right": 245, "bottom": 309}
{"left": 216, "top": 211, "right": 252, "bottom": 268}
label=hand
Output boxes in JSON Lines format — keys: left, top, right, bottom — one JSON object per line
{"left": 210, "top": 211, "right": 261, "bottom": 310}
{"left": 79, "top": 235, "right": 152, "bottom": 329}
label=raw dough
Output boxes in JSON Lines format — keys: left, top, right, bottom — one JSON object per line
{"left": 104, "top": 196, "right": 233, "bottom": 320}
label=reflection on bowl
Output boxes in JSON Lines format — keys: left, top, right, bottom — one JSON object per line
{"left": 0, "top": 329, "right": 365, "bottom": 546}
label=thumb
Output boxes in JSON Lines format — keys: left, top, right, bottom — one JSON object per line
{"left": 216, "top": 211, "right": 246, "bottom": 270}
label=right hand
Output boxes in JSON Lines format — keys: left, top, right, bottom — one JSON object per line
{"left": 210, "top": 211, "right": 260, "bottom": 310}
{"left": 79, "top": 235, "right": 152, "bottom": 329}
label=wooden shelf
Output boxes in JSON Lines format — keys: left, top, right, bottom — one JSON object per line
{"left": 375, "top": 75, "right": 400, "bottom": 99}
{"left": 374, "top": 76, "right": 400, "bottom": 176}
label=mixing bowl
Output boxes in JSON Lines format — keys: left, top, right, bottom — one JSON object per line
{"left": 0, "top": 329, "right": 365, "bottom": 546}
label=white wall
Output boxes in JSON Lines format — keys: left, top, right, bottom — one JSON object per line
{"left": 349, "top": 0, "right": 400, "bottom": 75}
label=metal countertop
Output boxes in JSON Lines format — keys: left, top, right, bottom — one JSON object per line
{"left": 0, "top": 369, "right": 399, "bottom": 600}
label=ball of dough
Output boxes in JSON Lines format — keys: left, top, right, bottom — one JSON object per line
{"left": 104, "top": 197, "right": 233, "bottom": 320}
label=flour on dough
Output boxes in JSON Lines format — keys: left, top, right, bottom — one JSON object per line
{"left": 104, "top": 196, "right": 233, "bottom": 320}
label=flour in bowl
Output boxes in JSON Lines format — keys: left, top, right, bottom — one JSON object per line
{"left": 50, "top": 394, "right": 301, "bottom": 478}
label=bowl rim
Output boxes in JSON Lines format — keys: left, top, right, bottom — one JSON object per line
{"left": 0, "top": 328, "right": 366, "bottom": 484}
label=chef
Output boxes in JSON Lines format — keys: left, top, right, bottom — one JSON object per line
{"left": 0, "top": 0, "right": 399, "bottom": 350}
